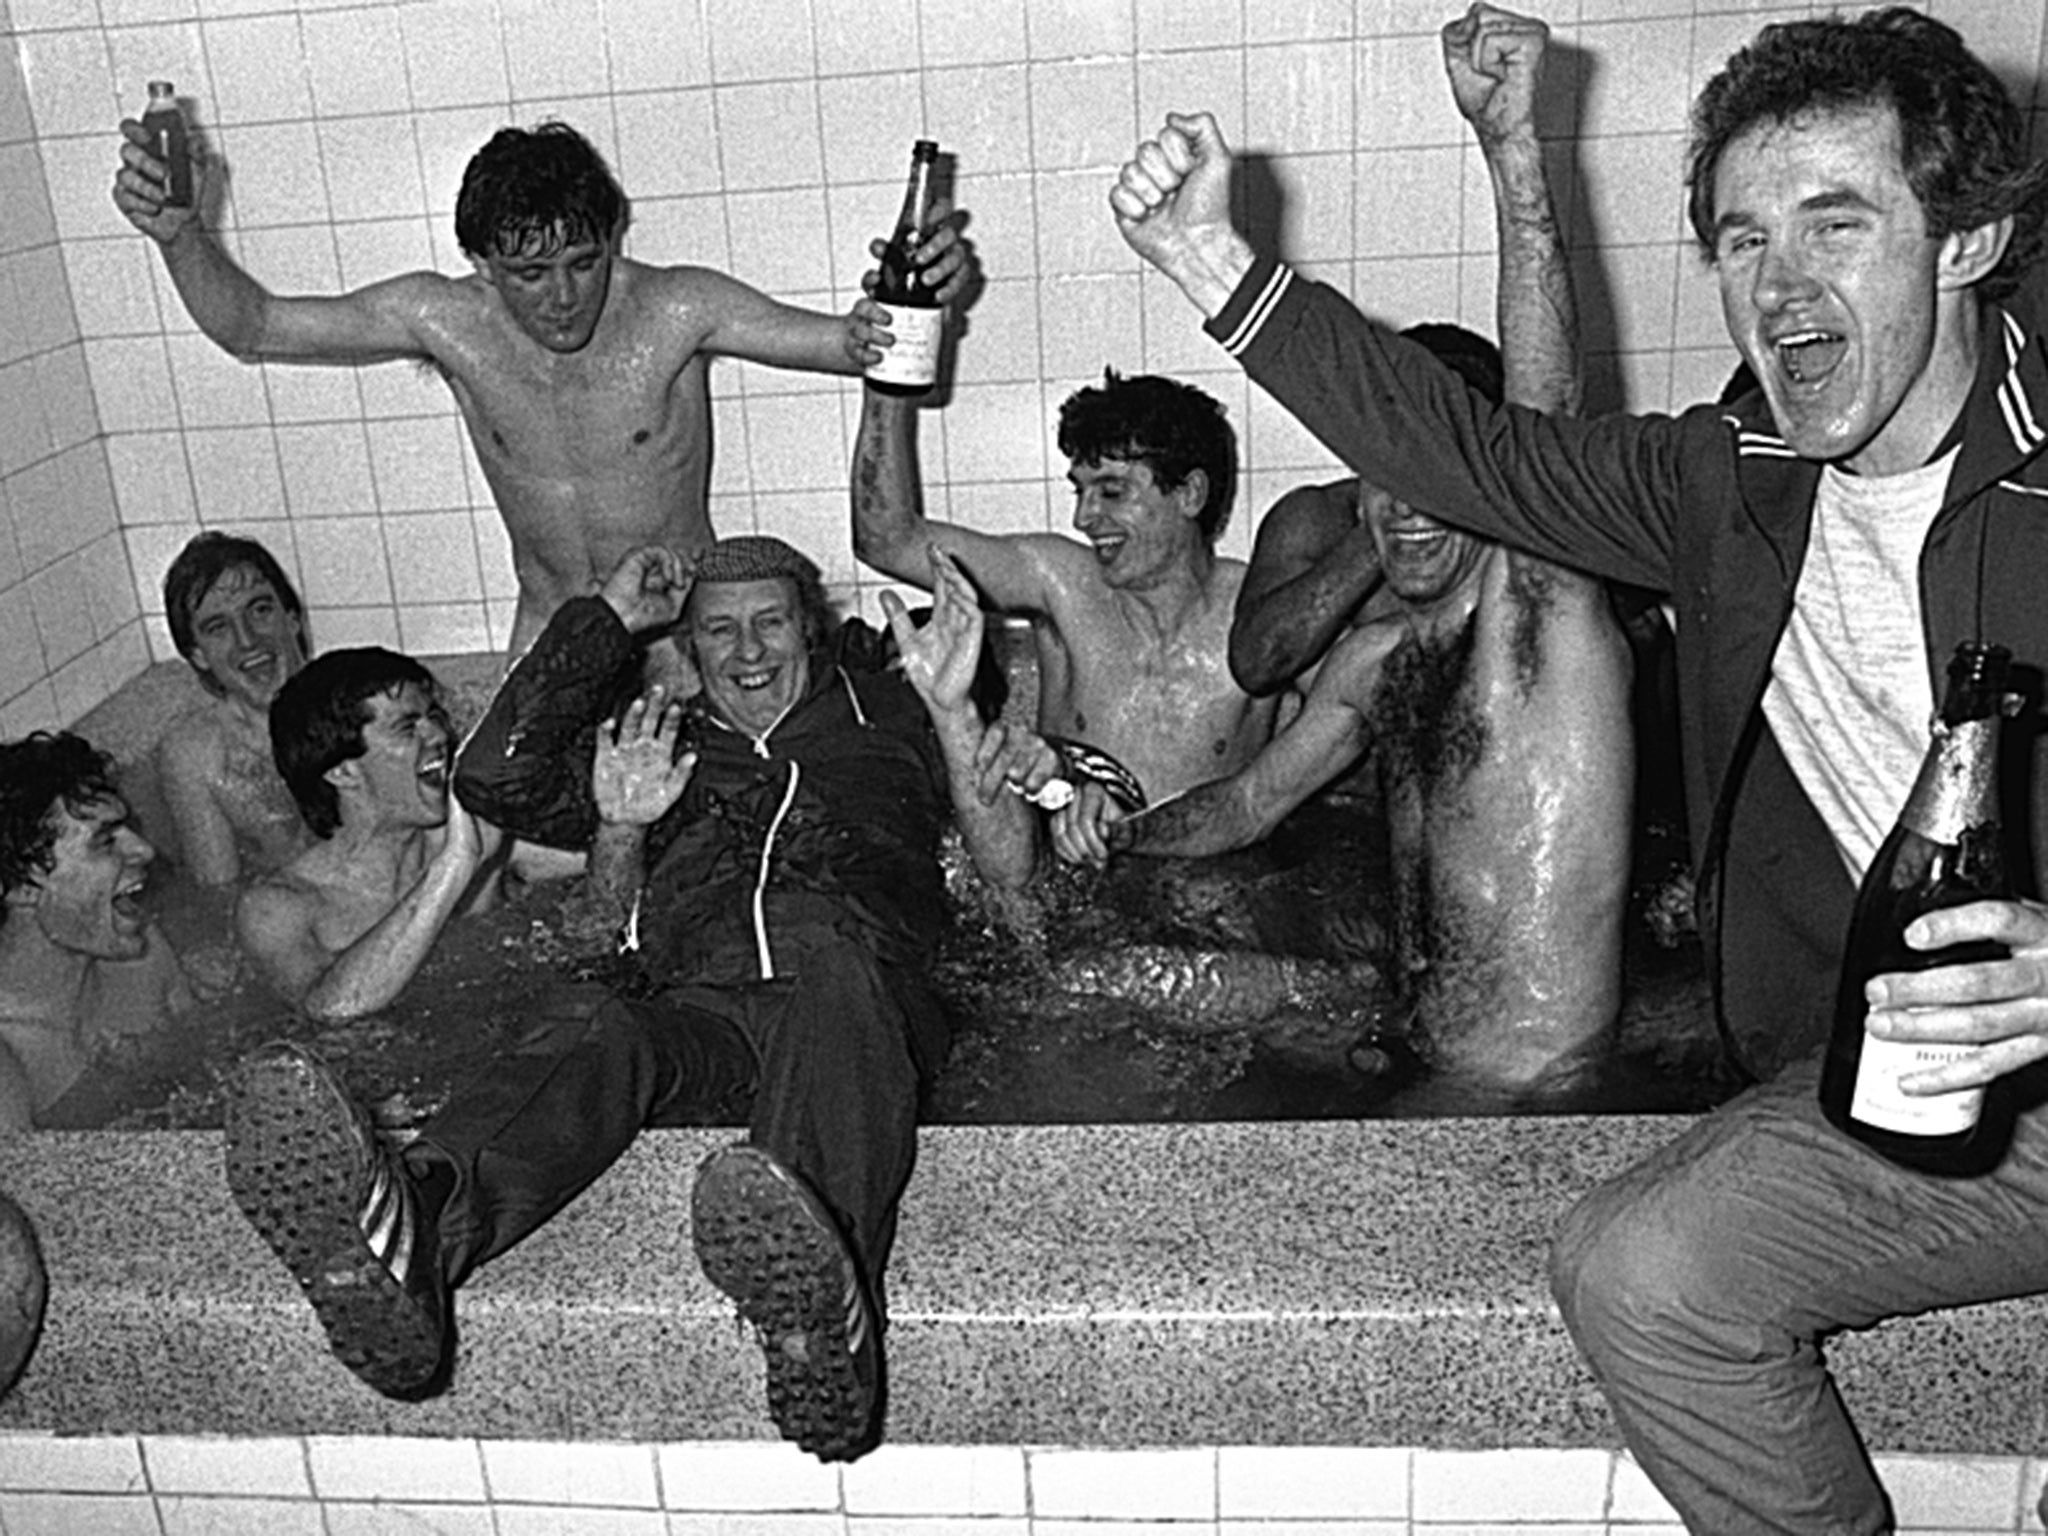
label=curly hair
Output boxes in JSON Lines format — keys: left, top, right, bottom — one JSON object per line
{"left": 269, "top": 649, "right": 439, "bottom": 840}
{"left": 1687, "top": 7, "right": 2048, "bottom": 302}
{"left": 455, "top": 121, "right": 629, "bottom": 261}
{"left": 0, "top": 733, "right": 122, "bottom": 928}
{"left": 162, "top": 532, "right": 307, "bottom": 697}
{"left": 1057, "top": 370, "right": 1239, "bottom": 545}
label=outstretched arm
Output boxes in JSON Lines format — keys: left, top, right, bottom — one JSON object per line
{"left": 113, "top": 120, "right": 439, "bottom": 363}
{"left": 1229, "top": 478, "right": 1380, "bottom": 696}
{"left": 1107, "top": 625, "right": 1388, "bottom": 860}
{"left": 1444, "top": 1, "right": 1582, "bottom": 417}
{"left": 851, "top": 382, "right": 1068, "bottom": 608}
{"left": 700, "top": 212, "right": 974, "bottom": 375}
{"left": 886, "top": 546, "right": 1040, "bottom": 891}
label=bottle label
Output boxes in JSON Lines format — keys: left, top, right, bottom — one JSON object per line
{"left": 1849, "top": 1022, "right": 1985, "bottom": 1136}
{"left": 866, "top": 306, "right": 943, "bottom": 389}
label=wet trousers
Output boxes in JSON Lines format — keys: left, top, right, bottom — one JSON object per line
{"left": 403, "top": 936, "right": 930, "bottom": 1295}
{"left": 1551, "top": 1055, "right": 2048, "bottom": 1535}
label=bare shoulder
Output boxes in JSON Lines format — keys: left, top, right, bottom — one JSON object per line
{"left": 156, "top": 705, "right": 227, "bottom": 773}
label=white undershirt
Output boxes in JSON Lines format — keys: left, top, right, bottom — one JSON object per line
{"left": 1761, "top": 449, "right": 1958, "bottom": 884}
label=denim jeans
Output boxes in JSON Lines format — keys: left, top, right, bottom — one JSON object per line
{"left": 1551, "top": 1055, "right": 2048, "bottom": 1534}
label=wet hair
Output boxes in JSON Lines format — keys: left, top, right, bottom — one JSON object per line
{"left": 685, "top": 540, "right": 836, "bottom": 649}
{"left": 1057, "top": 370, "right": 1239, "bottom": 544}
{"left": 270, "top": 648, "right": 438, "bottom": 839}
{"left": 1402, "top": 322, "right": 1505, "bottom": 407}
{"left": 455, "top": 121, "right": 629, "bottom": 261}
{"left": 0, "top": 732, "right": 122, "bottom": 927}
{"left": 163, "top": 532, "right": 306, "bottom": 697}
{"left": 1687, "top": 7, "right": 2048, "bottom": 302}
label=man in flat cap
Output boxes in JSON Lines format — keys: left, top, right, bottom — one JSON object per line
{"left": 222, "top": 535, "right": 1029, "bottom": 1464}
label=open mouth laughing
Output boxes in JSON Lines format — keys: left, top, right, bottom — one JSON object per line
{"left": 1776, "top": 329, "right": 1849, "bottom": 386}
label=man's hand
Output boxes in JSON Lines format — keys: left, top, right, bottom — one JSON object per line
{"left": 112, "top": 118, "right": 209, "bottom": 243}
{"left": 1863, "top": 898, "right": 2048, "bottom": 1092}
{"left": 592, "top": 687, "right": 696, "bottom": 827}
{"left": 600, "top": 546, "right": 693, "bottom": 635}
{"left": 1109, "top": 112, "right": 1253, "bottom": 318}
{"left": 882, "top": 544, "right": 983, "bottom": 714}
{"left": 850, "top": 206, "right": 975, "bottom": 368}
{"left": 973, "top": 720, "right": 1063, "bottom": 808}
{"left": 1049, "top": 780, "right": 1131, "bottom": 870}
{"left": 1441, "top": 2, "right": 1548, "bottom": 147}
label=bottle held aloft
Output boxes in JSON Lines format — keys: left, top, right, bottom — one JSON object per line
{"left": 142, "top": 80, "right": 193, "bottom": 210}
{"left": 866, "top": 139, "right": 944, "bottom": 397}
{"left": 1818, "top": 640, "right": 2019, "bottom": 1176}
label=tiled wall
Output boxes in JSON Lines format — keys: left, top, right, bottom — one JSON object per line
{"left": 0, "top": 1434, "right": 2043, "bottom": 1535}
{"left": 1, "top": 0, "right": 2046, "bottom": 731}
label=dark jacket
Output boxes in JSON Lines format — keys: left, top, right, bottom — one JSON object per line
{"left": 1211, "top": 254, "right": 2048, "bottom": 1078}
{"left": 455, "top": 597, "right": 953, "bottom": 994}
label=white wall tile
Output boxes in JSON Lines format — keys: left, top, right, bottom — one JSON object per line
{"left": 1138, "top": 0, "right": 1239, "bottom": 53}
{"left": 601, "top": 0, "right": 711, "bottom": 95}
{"left": 0, "top": 356, "right": 56, "bottom": 472}
{"left": 656, "top": 1441, "right": 841, "bottom": 1511}
{"left": 324, "top": 1501, "right": 496, "bottom": 1536}
{"left": 919, "top": 0, "right": 1026, "bottom": 69}
{"left": 1217, "top": 1446, "right": 1408, "bottom": 1520}
{"left": 155, "top": 1493, "right": 327, "bottom": 1535}
{"left": 300, "top": 7, "right": 410, "bottom": 119}
{"left": 1030, "top": 1449, "right": 1217, "bottom": 1522}
{"left": 366, "top": 413, "right": 470, "bottom": 512}
{"left": 202, "top": 13, "right": 310, "bottom": 126}
{"left": 19, "top": 28, "right": 116, "bottom": 137}
{"left": 1877, "top": 1453, "right": 2026, "bottom": 1530}
{"left": 15, "top": 242, "right": 80, "bottom": 351}
{"left": 318, "top": 113, "right": 427, "bottom": 224}
{"left": 305, "top": 1434, "right": 487, "bottom": 1503}
{"left": 841, "top": 1444, "right": 1028, "bottom": 1518}
{"left": 3, "top": 138, "right": 64, "bottom": 245}
{"left": 65, "top": 236, "right": 166, "bottom": 337}
{"left": 399, "top": 0, "right": 511, "bottom": 113}
{"left": 479, "top": 1438, "right": 660, "bottom": 1509}
{"left": 184, "top": 424, "right": 285, "bottom": 521}
{"left": 812, "top": 0, "right": 918, "bottom": 79}
{"left": 1411, "top": 1448, "right": 1611, "bottom": 1522}
{"left": 706, "top": 0, "right": 812, "bottom": 83}
{"left": 501, "top": 0, "right": 609, "bottom": 103}
{"left": 106, "top": 430, "right": 198, "bottom": 523}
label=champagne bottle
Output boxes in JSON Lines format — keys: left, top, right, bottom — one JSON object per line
{"left": 1819, "top": 640, "right": 2016, "bottom": 1176}
{"left": 865, "top": 139, "right": 943, "bottom": 396}
{"left": 142, "top": 81, "right": 193, "bottom": 210}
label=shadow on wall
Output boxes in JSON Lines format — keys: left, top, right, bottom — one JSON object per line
{"left": 0, "top": 1192, "right": 46, "bottom": 1402}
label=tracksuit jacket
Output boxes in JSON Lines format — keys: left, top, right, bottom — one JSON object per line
{"left": 1210, "top": 253, "right": 2048, "bottom": 1080}
{"left": 453, "top": 596, "right": 953, "bottom": 1074}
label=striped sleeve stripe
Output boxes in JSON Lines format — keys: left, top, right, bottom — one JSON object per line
{"left": 1215, "top": 264, "right": 1294, "bottom": 357}
{"left": 1996, "top": 310, "right": 2045, "bottom": 454}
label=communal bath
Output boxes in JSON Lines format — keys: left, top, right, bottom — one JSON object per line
{"left": 3, "top": 649, "right": 2046, "bottom": 1534}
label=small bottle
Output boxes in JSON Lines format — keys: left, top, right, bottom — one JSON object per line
{"left": 1818, "top": 640, "right": 2017, "bottom": 1176}
{"left": 142, "top": 81, "right": 193, "bottom": 210}
{"left": 865, "top": 140, "right": 944, "bottom": 396}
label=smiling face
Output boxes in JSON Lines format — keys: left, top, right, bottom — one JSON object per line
{"left": 477, "top": 229, "right": 616, "bottom": 354}
{"left": 687, "top": 578, "right": 812, "bottom": 737}
{"left": 1068, "top": 458, "right": 1202, "bottom": 591}
{"left": 1362, "top": 476, "right": 1487, "bottom": 608}
{"left": 1711, "top": 103, "right": 1976, "bottom": 475}
{"left": 338, "top": 682, "right": 454, "bottom": 829}
{"left": 21, "top": 796, "right": 156, "bottom": 962}
{"left": 186, "top": 564, "right": 308, "bottom": 712}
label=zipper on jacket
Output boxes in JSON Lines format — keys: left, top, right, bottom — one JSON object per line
{"left": 752, "top": 760, "right": 801, "bottom": 978}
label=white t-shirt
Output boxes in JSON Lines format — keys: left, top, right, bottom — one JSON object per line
{"left": 1761, "top": 448, "right": 1959, "bottom": 884}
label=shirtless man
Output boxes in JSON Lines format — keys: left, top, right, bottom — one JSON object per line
{"left": 112, "top": 120, "right": 967, "bottom": 660}
{"left": 0, "top": 733, "right": 192, "bottom": 1130}
{"left": 853, "top": 367, "right": 1276, "bottom": 842}
{"left": 1231, "top": 5, "right": 1585, "bottom": 699}
{"left": 236, "top": 649, "right": 503, "bottom": 1022}
{"left": 1087, "top": 6, "right": 1635, "bottom": 1096}
{"left": 156, "top": 532, "right": 312, "bottom": 887}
